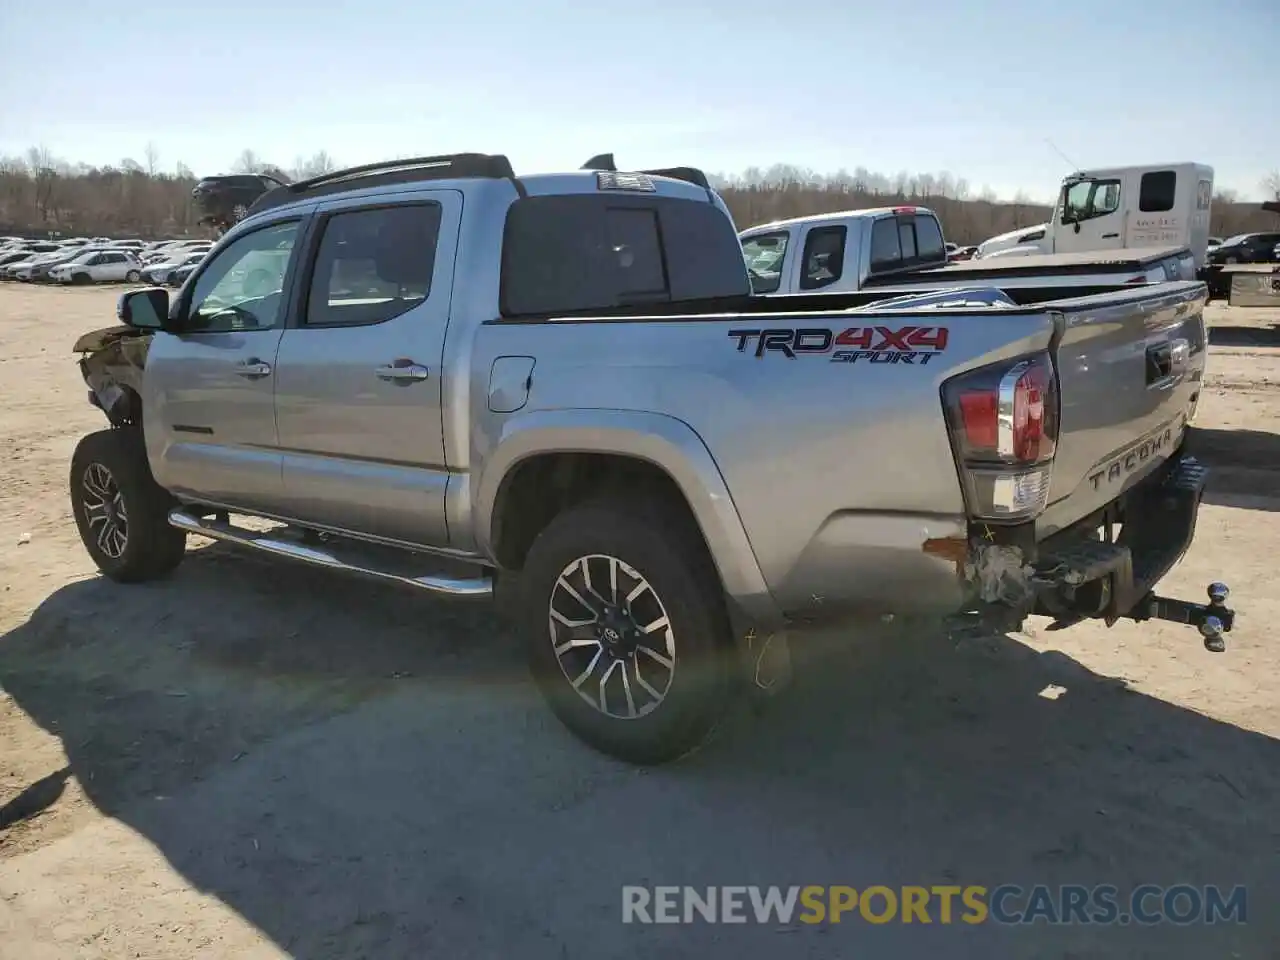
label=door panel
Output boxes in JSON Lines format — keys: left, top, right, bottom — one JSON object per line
{"left": 143, "top": 217, "right": 308, "bottom": 516}
{"left": 274, "top": 190, "right": 460, "bottom": 547}
{"left": 1055, "top": 177, "right": 1125, "bottom": 255}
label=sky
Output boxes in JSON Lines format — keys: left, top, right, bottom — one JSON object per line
{"left": 1, "top": 0, "right": 1276, "bottom": 202}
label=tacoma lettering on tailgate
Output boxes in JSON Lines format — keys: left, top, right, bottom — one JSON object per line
{"left": 1087, "top": 426, "right": 1176, "bottom": 491}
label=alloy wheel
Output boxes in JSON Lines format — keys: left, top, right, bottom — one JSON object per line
{"left": 81, "top": 462, "right": 129, "bottom": 559}
{"left": 549, "top": 554, "right": 676, "bottom": 720}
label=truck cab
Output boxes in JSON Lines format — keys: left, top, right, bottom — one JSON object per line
{"left": 740, "top": 206, "right": 949, "bottom": 295}
{"left": 976, "top": 163, "right": 1215, "bottom": 268}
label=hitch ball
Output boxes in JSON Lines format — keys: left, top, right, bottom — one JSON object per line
{"left": 1208, "top": 582, "right": 1229, "bottom": 604}
{"left": 1200, "top": 615, "right": 1226, "bottom": 653}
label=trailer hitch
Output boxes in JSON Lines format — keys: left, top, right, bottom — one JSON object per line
{"left": 1124, "top": 582, "right": 1235, "bottom": 652}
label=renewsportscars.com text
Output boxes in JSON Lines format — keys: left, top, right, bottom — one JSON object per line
{"left": 621, "top": 884, "right": 1247, "bottom": 926}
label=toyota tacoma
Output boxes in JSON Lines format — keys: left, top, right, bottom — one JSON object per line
{"left": 70, "top": 152, "right": 1235, "bottom": 764}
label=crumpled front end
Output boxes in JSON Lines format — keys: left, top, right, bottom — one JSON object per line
{"left": 75, "top": 325, "right": 152, "bottom": 426}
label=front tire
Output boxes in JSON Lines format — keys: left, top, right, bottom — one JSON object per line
{"left": 70, "top": 429, "right": 187, "bottom": 583}
{"left": 520, "top": 496, "right": 734, "bottom": 764}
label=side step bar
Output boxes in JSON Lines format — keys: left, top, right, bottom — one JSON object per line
{"left": 168, "top": 509, "right": 494, "bottom": 598}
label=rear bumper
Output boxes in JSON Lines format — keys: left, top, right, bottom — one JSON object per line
{"left": 1031, "top": 453, "right": 1208, "bottom": 622}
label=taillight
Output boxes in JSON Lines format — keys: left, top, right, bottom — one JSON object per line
{"left": 943, "top": 354, "right": 1059, "bottom": 521}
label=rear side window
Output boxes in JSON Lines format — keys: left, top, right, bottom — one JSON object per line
{"left": 869, "top": 215, "right": 947, "bottom": 273}
{"left": 1139, "top": 170, "right": 1177, "bottom": 212}
{"left": 799, "top": 226, "right": 845, "bottom": 290}
{"left": 869, "top": 219, "right": 901, "bottom": 270}
{"left": 914, "top": 216, "right": 945, "bottom": 259}
{"left": 501, "top": 195, "right": 749, "bottom": 317}
{"left": 304, "top": 203, "right": 441, "bottom": 328}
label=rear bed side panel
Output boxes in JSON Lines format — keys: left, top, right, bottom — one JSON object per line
{"left": 471, "top": 308, "right": 1056, "bottom": 620}
{"left": 1037, "top": 282, "right": 1207, "bottom": 537}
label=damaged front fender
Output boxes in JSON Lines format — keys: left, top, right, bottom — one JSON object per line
{"left": 75, "top": 325, "right": 152, "bottom": 426}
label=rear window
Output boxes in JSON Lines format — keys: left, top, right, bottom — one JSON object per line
{"left": 500, "top": 195, "right": 749, "bottom": 317}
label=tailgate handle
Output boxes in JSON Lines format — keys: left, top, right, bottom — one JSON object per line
{"left": 1146, "top": 338, "right": 1189, "bottom": 386}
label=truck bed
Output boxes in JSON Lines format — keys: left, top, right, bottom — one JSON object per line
{"left": 477, "top": 281, "right": 1208, "bottom": 618}
{"left": 865, "top": 245, "right": 1191, "bottom": 286}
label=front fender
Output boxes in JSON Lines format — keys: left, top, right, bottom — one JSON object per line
{"left": 473, "top": 408, "right": 782, "bottom": 627}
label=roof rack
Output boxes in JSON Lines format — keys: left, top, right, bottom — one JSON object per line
{"left": 580, "top": 153, "right": 712, "bottom": 191}
{"left": 246, "top": 153, "right": 522, "bottom": 216}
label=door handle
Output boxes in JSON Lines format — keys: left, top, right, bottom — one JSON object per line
{"left": 1101, "top": 232, "right": 1120, "bottom": 239}
{"left": 235, "top": 359, "right": 272, "bottom": 378}
{"left": 375, "top": 360, "right": 430, "bottom": 382}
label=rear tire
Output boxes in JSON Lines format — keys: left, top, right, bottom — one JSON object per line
{"left": 126, "top": 270, "right": 141, "bottom": 282}
{"left": 520, "top": 496, "right": 734, "bottom": 764}
{"left": 70, "top": 429, "right": 187, "bottom": 583}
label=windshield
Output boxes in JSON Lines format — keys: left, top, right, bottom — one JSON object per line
{"left": 741, "top": 232, "right": 789, "bottom": 293}
{"left": 1221, "top": 234, "right": 1253, "bottom": 246}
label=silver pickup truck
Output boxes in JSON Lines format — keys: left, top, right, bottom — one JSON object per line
{"left": 71, "top": 152, "right": 1235, "bottom": 764}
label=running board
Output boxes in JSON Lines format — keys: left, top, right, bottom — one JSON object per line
{"left": 167, "top": 509, "right": 494, "bottom": 598}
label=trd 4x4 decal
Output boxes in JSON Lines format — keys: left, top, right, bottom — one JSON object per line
{"left": 727, "top": 326, "right": 949, "bottom": 364}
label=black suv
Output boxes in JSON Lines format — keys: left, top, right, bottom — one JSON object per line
{"left": 191, "top": 173, "right": 289, "bottom": 235}
{"left": 1205, "top": 232, "right": 1280, "bottom": 266}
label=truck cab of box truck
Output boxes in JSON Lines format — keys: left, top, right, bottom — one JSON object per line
{"left": 976, "top": 163, "right": 1214, "bottom": 269}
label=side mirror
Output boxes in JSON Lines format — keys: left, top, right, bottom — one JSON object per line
{"left": 117, "top": 287, "right": 170, "bottom": 331}
{"left": 1073, "top": 221, "right": 1082, "bottom": 234}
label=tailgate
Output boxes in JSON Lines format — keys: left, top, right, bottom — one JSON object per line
{"left": 1038, "top": 281, "right": 1207, "bottom": 537}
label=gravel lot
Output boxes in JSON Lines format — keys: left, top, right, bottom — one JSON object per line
{"left": 1, "top": 285, "right": 1278, "bottom": 959}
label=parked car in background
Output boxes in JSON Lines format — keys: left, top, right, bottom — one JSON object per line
{"left": 167, "top": 262, "right": 199, "bottom": 287}
{"left": 738, "top": 206, "right": 1196, "bottom": 296}
{"left": 48, "top": 250, "right": 142, "bottom": 284}
{"left": 1205, "top": 232, "right": 1280, "bottom": 265}
{"left": 0, "top": 250, "right": 36, "bottom": 269}
{"left": 141, "top": 250, "right": 207, "bottom": 285}
{"left": 192, "top": 172, "right": 288, "bottom": 235}
{"left": 1, "top": 241, "right": 60, "bottom": 259}
{"left": 6, "top": 249, "right": 91, "bottom": 281}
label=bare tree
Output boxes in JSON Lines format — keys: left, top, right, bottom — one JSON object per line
{"left": 1261, "top": 171, "right": 1280, "bottom": 201}
{"left": 232, "top": 149, "right": 263, "bottom": 174}
{"left": 291, "top": 150, "right": 337, "bottom": 180}
{"left": 144, "top": 142, "right": 161, "bottom": 177}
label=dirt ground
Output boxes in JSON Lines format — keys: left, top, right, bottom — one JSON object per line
{"left": 0, "top": 285, "right": 1278, "bottom": 959}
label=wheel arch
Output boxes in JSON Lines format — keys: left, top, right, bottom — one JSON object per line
{"left": 475, "top": 409, "right": 779, "bottom": 626}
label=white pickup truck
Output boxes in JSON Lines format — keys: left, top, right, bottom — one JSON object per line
{"left": 974, "top": 162, "right": 1214, "bottom": 269}
{"left": 740, "top": 206, "right": 1197, "bottom": 298}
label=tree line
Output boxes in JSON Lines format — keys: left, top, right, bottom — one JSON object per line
{"left": 2, "top": 145, "right": 1278, "bottom": 245}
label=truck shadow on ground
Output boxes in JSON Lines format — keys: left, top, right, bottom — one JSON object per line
{"left": 1, "top": 544, "right": 1277, "bottom": 958}
{"left": 1206, "top": 323, "right": 1280, "bottom": 348}
{"left": 1190, "top": 425, "right": 1280, "bottom": 512}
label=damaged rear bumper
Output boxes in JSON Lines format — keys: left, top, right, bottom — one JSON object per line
{"left": 960, "top": 453, "right": 1236, "bottom": 650}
